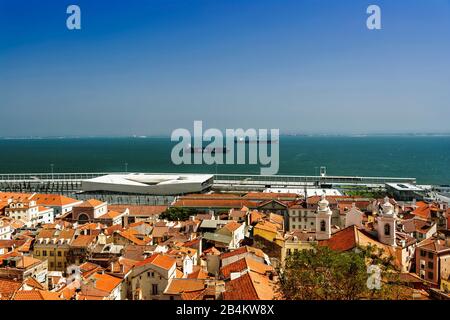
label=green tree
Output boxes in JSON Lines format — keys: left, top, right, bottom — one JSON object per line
{"left": 159, "top": 207, "right": 197, "bottom": 221}
{"left": 278, "top": 245, "right": 405, "bottom": 300}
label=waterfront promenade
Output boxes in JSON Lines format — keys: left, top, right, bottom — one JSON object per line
{"left": 0, "top": 171, "right": 416, "bottom": 193}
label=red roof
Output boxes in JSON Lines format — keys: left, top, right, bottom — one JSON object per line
{"left": 30, "top": 194, "right": 81, "bottom": 207}
{"left": 0, "top": 279, "right": 22, "bottom": 300}
{"left": 220, "top": 257, "right": 273, "bottom": 279}
{"left": 224, "top": 221, "right": 242, "bottom": 233}
{"left": 13, "top": 290, "right": 62, "bottom": 300}
{"left": 76, "top": 199, "right": 105, "bottom": 208}
{"left": 135, "top": 253, "right": 176, "bottom": 270}
{"left": 412, "top": 202, "right": 436, "bottom": 220}
{"left": 223, "top": 272, "right": 276, "bottom": 300}
{"left": 173, "top": 199, "right": 258, "bottom": 209}
{"left": 319, "top": 226, "right": 358, "bottom": 252}
{"left": 92, "top": 273, "right": 123, "bottom": 293}
{"left": 220, "top": 246, "right": 266, "bottom": 260}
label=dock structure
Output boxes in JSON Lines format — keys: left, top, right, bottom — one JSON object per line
{"left": 0, "top": 172, "right": 417, "bottom": 195}
{"left": 0, "top": 172, "right": 103, "bottom": 194}
{"left": 213, "top": 174, "right": 416, "bottom": 189}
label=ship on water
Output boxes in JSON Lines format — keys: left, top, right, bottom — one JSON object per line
{"left": 184, "top": 144, "right": 229, "bottom": 154}
{"left": 234, "top": 136, "right": 278, "bottom": 144}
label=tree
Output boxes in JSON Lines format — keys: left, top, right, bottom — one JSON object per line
{"left": 159, "top": 207, "right": 197, "bottom": 221}
{"left": 278, "top": 245, "right": 405, "bottom": 300}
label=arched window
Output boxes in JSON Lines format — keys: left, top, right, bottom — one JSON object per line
{"left": 78, "top": 213, "right": 90, "bottom": 224}
{"left": 320, "top": 220, "right": 326, "bottom": 232}
{"left": 384, "top": 223, "right": 390, "bottom": 236}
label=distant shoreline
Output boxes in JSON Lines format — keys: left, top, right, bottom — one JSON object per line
{"left": 2, "top": 133, "right": 450, "bottom": 140}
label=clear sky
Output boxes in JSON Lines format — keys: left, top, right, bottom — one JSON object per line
{"left": 1, "top": 0, "right": 450, "bottom": 137}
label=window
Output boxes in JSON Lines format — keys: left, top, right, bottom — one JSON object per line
{"left": 428, "top": 261, "right": 434, "bottom": 269}
{"left": 35, "top": 250, "right": 40, "bottom": 256}
{"left": 57, "top": 251, "right": 62, "bottom": 257}
{"left": 152, "top": 284, "right": 158, "bottom": 295}
{"left": 50, "top": 251, "right": 54, "bottom": 256}
{"left": 428, "top": 252, "right": 434, "bottom": 259}
{"left": 320, "top": 220, "right": 326, "bottom": 232}
{"left": 43, "top": 250, "right": 47, "bottom": 257}
{"left": 57, "top": 262, "right": 62, "bottom": 268}
{"left": 50, "top": 262, "right": 54, "bottom": 268}
{"left": 384, "top": 224, "right": 391, "bottom": 236}
{"left": 420, "top": 250, "right": 426, "bottom": 257}
{"left": 428, "top": 272, "right": 434, "bottom": 280}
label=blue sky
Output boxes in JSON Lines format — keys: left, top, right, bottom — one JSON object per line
{"left": 1, "top": 0, "right": 450, "bottom": 136}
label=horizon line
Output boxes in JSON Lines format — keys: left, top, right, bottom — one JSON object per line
{"left": 2, "top": 133, "right": 450, "bottom": 140}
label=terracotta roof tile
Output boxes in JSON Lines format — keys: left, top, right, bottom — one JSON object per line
{"left": 76, "top": 199, "right": 105, "bottom": 208}
{"left": 134, "top": 253, "right": 176, "bottom": 271}
{"left": 13, "top": 290, "right": 62, "bottom": 300}
{"left": 23, "top": 277, "right": 45, "bottom": 290}
{"left": 318, "top": 225, "right": 358, "bottom": 252}
{"left": 30, "top": 194, "right": 81, "bottom": 207}
{"left": 412, "top": 201, "right": 436, "bottom": 220}
{"left": 223, "top": 272, "right": 276, "bottom": 300}
{"left": 220, "top": 246, "right": 266, "bottom": 260}
{"left": 164, "top": 279, "right": 206, "bottom": 295}
{"left": 187, "top": 267, "right": 209, "bottom": 279}
{"left": 254, "top": 221, "right": 279, "bottom": 234}
{"left": 0, "top": 279, "right": 22, "bottom": 300}
{"left": 224, "top": 221, "right": 242, "bottom": 233}
{"left": 97, "top": 210, "right": 124, "bottom": 219}
{"left": 173, "top": 199, "right": 258, "bottom": 209}
{"left": 71, "top": 234, "right": 97, "bottom": 248}
{"left": 118, "top": 229, "right": 151, "bottom": 245}
{"left": 220, "top": 257, "right": 274, "bottom": 279}
{"left": 92, "top": 273, "right": 122, "bottom": 293}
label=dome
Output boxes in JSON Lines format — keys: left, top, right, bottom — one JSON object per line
{"left": 317, "top": 194, "right": 332, "bottom": 215}
{"left": 318, "top": 194, "right": 329, "bottom": 208}
{"left": 381, "top": 197, "right": 394, "bottom": 215}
